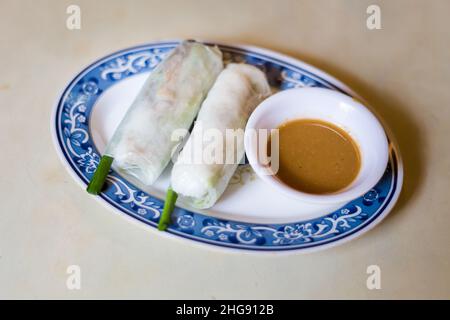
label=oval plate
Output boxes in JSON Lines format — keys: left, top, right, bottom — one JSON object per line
{"left": 51, "top": 41, "right": 403, "bottom": 253}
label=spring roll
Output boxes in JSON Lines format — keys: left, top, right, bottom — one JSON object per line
{"left": 105, "top": 41, "right": 223, "bottom": 185}
{"left": 171, "top": 63, "right": 271, "bottom": 209}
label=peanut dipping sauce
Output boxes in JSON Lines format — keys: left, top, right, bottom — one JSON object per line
{"left": 268, "top": 119, "right": 361, "bottom": 194}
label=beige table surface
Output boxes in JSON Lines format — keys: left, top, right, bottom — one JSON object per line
{"left": 0, "top": 0, "right": 449, "bottom": 299}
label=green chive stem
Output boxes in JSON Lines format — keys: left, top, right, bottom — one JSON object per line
{"left": 86, "top": 155, "right": 114, "bottom": 195}
{"left": 158, "top": 187, "right": 178, "bottom": 231}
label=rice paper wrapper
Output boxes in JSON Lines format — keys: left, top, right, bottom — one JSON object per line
{"left": 105, "top": 41, "right": 223, "bottom": 185}
{"left": 171, "top": 63, "right": 271, "bottom": 209}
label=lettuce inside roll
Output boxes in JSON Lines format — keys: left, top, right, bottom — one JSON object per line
{"left": 105, "top": 41, "right": 223, "bottom": 185}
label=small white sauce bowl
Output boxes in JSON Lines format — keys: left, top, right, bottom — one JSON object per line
{"left": 244, "top": 87, "right": 389, "bottom": 204}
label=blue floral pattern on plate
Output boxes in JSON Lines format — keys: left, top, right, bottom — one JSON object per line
{"left": 53, "top": 41, "right": 400, "bottom": 251}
